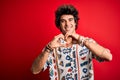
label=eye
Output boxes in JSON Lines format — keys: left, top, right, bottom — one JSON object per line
{"left": 60, "top": 19, "right": 65, "bottom": 23}
{"left": 69, "top": 18, "right": 74, "bottom": 22}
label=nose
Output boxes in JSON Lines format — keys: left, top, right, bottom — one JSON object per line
{"left": 65, "top": 20, "right": 70, "bottom": 26}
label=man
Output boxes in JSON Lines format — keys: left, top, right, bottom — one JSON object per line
{"left": 31, "top": 4, "right": 112, "bottom": 80}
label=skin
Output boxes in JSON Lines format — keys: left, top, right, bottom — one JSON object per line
{"left": 49, "top": 15, "right": 80, "bottom": 48}
{"left": 31, "top": 14, "right": 112, "bottom": 75}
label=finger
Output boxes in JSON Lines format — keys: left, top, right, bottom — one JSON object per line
{"left": 64, "top": 34, "right": 68, "bottom": 40}
{"left": 64, "top": 33, "right": 70, "bottom": 41}
{"left": 55, "top": 34, "right": 65, "bottom": 40}
{"left": 59, "top": 43, "right": 66, "bottom": 47}
{"left": 65, "top": 32, "right": 72, "bottom": 39}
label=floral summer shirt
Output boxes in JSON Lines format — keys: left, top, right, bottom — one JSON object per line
{"left": 43, "top": 38, "right": 104, "bottom": 80}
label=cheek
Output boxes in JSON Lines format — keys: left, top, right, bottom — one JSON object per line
{"left": 59, "top": 26, "right": 65, "bottom": 31}
{"left": 72, "top": 23, "right": 76, "bottom": 28}
{"left": 61, "top": 24, "right": 66, "bottom": 29}
{"left": 60, "top": 23, "right": 64, "bottom": 27}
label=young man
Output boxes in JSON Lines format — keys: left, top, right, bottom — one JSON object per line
{"left": 31, "top": 4, "right": 112, "bottom": 80}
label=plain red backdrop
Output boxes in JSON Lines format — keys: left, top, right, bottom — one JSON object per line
{"left": 0, "top": 0, "right": 120, "bottom": 80}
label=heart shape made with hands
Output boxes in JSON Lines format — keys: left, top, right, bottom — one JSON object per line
{"left": 60, "top": 36, "right": 78, "bottom": 47}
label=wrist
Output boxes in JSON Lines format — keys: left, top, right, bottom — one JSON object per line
{"left": 79, "top": 36, "right": 85, "bottom": 44}
{"left": 44, "top": 43, "right": 54, "bottom": 53}
{"left": 74, "top": 33, "right": 80, "bottom": 41}
{"left": 83, "top": 39, "right": 90, "bottom": 47}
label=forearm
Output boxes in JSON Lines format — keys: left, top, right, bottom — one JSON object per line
{"left": 31, "top": 50, "right": 49, "bottom": 74}
{"left": 83, "top": 39, "right": 112, "bottom": 61}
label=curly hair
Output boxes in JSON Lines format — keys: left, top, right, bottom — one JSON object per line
{"left": 55, "top": 4, "right": 79, "bottom": 29}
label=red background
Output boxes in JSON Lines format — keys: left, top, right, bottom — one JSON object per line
{"left": 0, "top": 0, "right": 120, "bottom": 80}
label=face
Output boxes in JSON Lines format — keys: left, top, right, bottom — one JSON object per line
{"left": 60, "top": 15, "right": 76, "bottom": 35}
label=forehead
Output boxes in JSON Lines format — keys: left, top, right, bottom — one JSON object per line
{"left": 60, "top": 14, "right": 74, "bottom": 20}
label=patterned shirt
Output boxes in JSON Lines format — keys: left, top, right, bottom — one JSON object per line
{"left": 43, "top": 37, "right": 104, "bottom": 80}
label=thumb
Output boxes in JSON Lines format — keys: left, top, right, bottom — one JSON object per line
{"left": 59, "top": 43, "right": 66, "bottom": 47}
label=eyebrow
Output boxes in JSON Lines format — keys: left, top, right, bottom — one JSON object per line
{"left": 69, "top": 18, "right": 74, "bottom": 20}
{"left": 60, "top": 17, "right": 74, "bottom": 21}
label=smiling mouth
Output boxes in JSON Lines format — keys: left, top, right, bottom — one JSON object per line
{"left": 65, "top": 26, "right": 72, "bottom": 31}
{"left": 66, "top": 28, "right": 70, "bottom": 31}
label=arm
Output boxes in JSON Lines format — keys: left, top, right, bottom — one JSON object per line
{"left": 31, "top": 49, "right": 50, "bottom": 74}
{"left": 67, "top": 32, "right": 112, "bottom": 61}
{"left": 61, "top": 32, "right": 112, "bottom": 61}
{"left": 31, "top": 34, "right": 65, "bottom": 74}
{"left": 83, "top": 38, "right": 112, "bottom": 61}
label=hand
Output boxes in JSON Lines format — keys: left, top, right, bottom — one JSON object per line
{"left": 64, "top": 32, "right": 80, "bottom": 43}
{"left": 48, "top": 34, "right": 66, "bottom": 49}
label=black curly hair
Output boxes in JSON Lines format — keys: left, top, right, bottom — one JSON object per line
{"left": 55, "top": 4, "right": 79, "bottom": 29}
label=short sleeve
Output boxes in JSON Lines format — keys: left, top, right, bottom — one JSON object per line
{"left": 43, "top": 60, "right": 49, "bottom": 71}
{"left": 87, "top": 38, "right": 105, "bottom": 62}
{"left": 80, "top": 37, "right": 105, "bottom": 62}
{"left": 42, "top": 47, "right": 53, "bottom": 71}
{"left": 92, "top": 53, "right": 105, "bottom": 62}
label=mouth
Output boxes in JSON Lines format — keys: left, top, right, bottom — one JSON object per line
{"left": 65, "top": 26, "right": 72, "bottom": 31}
{"left": 66, "top": 28, "right": 70, "bottom": 31}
